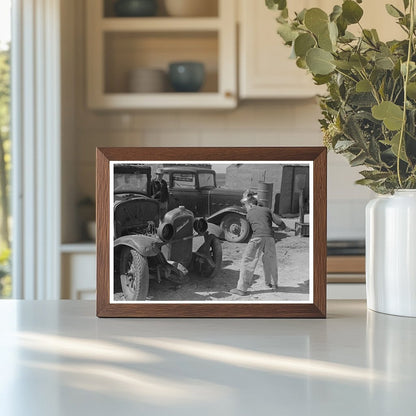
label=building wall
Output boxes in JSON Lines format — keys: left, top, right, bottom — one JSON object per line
{"left": 225, "top": 164, "right": 284, "bottom": 193}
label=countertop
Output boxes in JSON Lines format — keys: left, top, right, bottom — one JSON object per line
{"left": 0, "top": 300, "right": 415, "bottom": 415}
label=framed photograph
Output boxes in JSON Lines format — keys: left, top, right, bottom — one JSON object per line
{"left": 96, "top": 147, "right": 327, "bottom": 318}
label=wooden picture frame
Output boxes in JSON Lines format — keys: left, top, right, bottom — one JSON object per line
{"left": 96, "top": 147, "right": 327, "bottom": 318}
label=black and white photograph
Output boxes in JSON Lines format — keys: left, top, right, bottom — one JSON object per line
{"left": 110, "top": 161, "right": 313, "bottom": 303}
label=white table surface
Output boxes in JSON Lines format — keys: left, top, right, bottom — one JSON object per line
{"left": 0, "top": 300, "right": 415, "bottom": 416}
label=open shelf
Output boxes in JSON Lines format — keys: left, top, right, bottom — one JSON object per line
{"left": 103, "top": 0, "right": 219, "bottom": 18}
{"left": 104, "top": 31, "right": 218, "bottom": 94}
{"left": 87, "top": 0, "right": 236, "bottom": 109}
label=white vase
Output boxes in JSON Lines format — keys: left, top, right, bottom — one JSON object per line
{"left": 366, "top": 190, "right": 416, "bottom": 317}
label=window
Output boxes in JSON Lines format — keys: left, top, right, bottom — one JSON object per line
{"left": 198, "top": 172, "right": 215, "bottom": 188}
{"left": 0, "top": 0, "right": 11, "bottom": 298}
{"left": 114, "top": 172, "right": 148, "bottom": 194}
{"left": 172, "top": 172, "right": 195, "bottom": 188}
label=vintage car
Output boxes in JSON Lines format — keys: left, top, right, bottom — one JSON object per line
{"left": 160, "top": 167, "right": 251, "bottom": 243}
{"left": 113, "top": 164, "right": 222, "bottom": 301}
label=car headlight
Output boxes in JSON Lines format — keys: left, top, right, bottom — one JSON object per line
{"left": 157, "top": 223, "right": 174, "bottom": 242}
{"left": 193, "top": 218, "right": 208, "bottom": 234}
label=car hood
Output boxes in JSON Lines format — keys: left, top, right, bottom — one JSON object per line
{"left": 114, "top": 193, "right": 150, "bottom": 205}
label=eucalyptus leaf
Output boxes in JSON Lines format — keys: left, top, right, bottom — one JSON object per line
{"left": 399, "top": 14, "right": 411, "bottom": 29}
{"left": 334, "top": 140, "right": 355, "bottom": 151}
{"left": 372, "top": 101, "right": 404, "bottom": 131}
{"left": 296, "top": 8, "right": 307, "bottom": 23}
{"left": 342, "top": 0, "right": 363, "bottom": 24}
{"left": 350, "top": 54, "right": 368, "bottom": 70}
{"left": 339, "top": 31, "right": 356, "bottom": 43}
{"left": 318, "top": 27, "right": 334, "bottom": 52}
{"left": 304, "top": 8, "right": 329, "bottom": 35}
{"left": 378, "top": 78, "right": 386, "bottom": 100}
{"left": 369, "top": 136, "right": 382, "bottom": 163}
{"left": 363, "top": 29, "right": 376, "bottom": 46}
{"left": 350, "top": 152, "right": 368, "bottom": 167}
{"left": 333, "top": 60, "right": 352, "bottom": 70}
{"left": 371, "top": 29, "right": 380, "bottom": 43}
{"left": 356, "top": 79, "right": 372, "bottom": 93}
{"left": 385, "top": 4, "right": 404, "bottom": 18}
{"left": 403, "top": 0, "right": 409, "bottom": 9}
{"left": 294, "top": 33, "right": 316, "bottom": 58}
{"left": 277, "top": 23, "right": 298, "bottom": 43}
{"left": 407, "top": 82, "right": 416, "bottom": 99}
{"left": 296, "top": 57, "right": 308, "bottom": 69}
{"left": 328, "top": 21, "right": 338, "bottom": 44}
{"left": 370, "top": 68, "right": 385, "bottom": 85}
{"left": 276, "top": 14, "right": 288, "bottom": 24}
{"left": 313, "top": 74, "right": 332, "bottom": 85}
{"left": 329, "top": 5, "right": 342, "bottom": 22}
{"left": 375, "top": 55, "right": 395, "bottom": 70}
{"left": 266, "top": 0, "right": 287, "bottom": 11}
{"left": 355, "top": 178, "right": 377, "bottom": 186}
{"left": 383, "top": 132, "right": 409, "bottom": 162}
{"left": 336, "top": 15, "right": 348, "bottom": 36}
{"left": 401, "top": 61, "right": 416, "bottom": 76}
{"left": 360, "top": 170, "right": 391, "bottom": 180}
{"left": 306, "top": 48, "right": 336, "bottom": 75}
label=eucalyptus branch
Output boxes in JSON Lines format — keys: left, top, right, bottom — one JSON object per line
{"left": 334, "top": 68, "right": 359, "bottom": 84}
{"left": 390, "top": 79, "right": 398, "bottom": 101}
{"left": 397, "top": 0, "right": 415, "bottom": 188}
{"left": 359, "top": 69, "right": 381, "bottom": 104}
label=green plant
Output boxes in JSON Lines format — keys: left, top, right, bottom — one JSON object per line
{"left": 266, "top": 0, "right": 416, "bottom": 193}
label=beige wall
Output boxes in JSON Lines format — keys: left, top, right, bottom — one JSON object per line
{"left": 61, "top": 0, "right": 374, "bottom": 243}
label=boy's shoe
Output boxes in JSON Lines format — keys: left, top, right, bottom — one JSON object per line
{"left": 230, "top": 288, "right": 248, "bottom": 296}
{"left": 267, "top": 283, "right": 278, "bottom": 290}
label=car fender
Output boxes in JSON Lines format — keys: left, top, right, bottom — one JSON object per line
{"left": 207, "top": 223, "right": 224, "bottom": 239}
{"left": 114, "top": 235, "right": 162, "bottom": 257}
{"left": 207, "top": 206, "right": 247, "bottom": 225}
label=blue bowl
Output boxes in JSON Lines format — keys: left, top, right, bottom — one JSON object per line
{"left": 114, "top": 0, "right": 158, "bottom": 17}
{"left": 168, "top": 62, "right": 205, "bottom": 93}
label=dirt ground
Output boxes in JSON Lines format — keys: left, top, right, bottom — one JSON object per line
{"left": 115, "top": 220, "right": 310, "bottom": 302}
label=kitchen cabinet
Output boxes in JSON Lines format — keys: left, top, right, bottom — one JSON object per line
{"left": 86, "top": 0, "right": 237, "bottom": 109}
{"left": 239, "top": 0, "right": 325, "bottom": 99}
{"left": 238, "top": 0, "right": 404, "bottom": 99}
{"left": 61, "top": 245, "right": 96, "bottom": 300}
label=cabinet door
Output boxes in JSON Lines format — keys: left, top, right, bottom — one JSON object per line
{"left": 62, "top": 253, "right": 96, "bottom": 300}
{"left": 239, "top": 0, "right": 404, "bottom": 99}
{"left": 239, "top": 0, "right": 326, "bottom": 99}
{"left": 357, "top": 0, "right": 404, "bottom": 41}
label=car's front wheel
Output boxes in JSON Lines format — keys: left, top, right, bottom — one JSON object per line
{"left": 220, "top": 213, "right": 251, "bottom": 243}
{"left": 119, "top": 247, "right": 149, "bottom": 301}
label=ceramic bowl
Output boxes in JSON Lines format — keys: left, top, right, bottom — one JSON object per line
{"left": 168, "top": 62, "right": 205, "bottom": 92}
{"left": 114, "top": 0, "right": 158, "bottom": 17}
{"left": 128, "top": 68, "right": 167, "bottom": 93}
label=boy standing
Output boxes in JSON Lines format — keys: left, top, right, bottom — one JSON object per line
{"left": 230, "top": 192, "right": 289, "bottom": 296}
